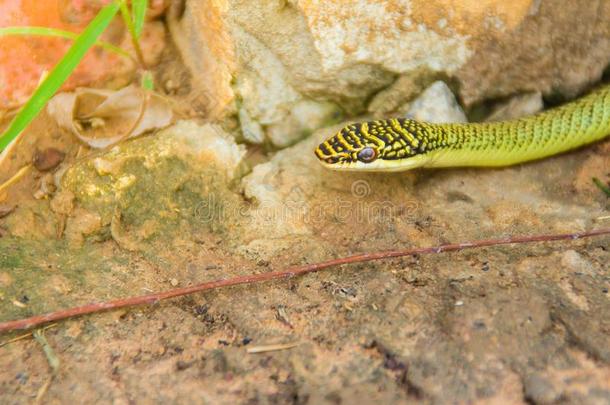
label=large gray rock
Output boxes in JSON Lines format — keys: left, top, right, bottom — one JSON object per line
{"left": 168, "top": 0, "right": 610, "bottom": 145}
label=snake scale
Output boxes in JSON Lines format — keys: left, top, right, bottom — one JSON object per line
{"left": 315, "top": 85, "right": 610, "bottom": 171}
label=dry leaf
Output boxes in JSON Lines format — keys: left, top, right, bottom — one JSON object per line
{"left": 47, "top": 85, "right": 173, "bottom": 149}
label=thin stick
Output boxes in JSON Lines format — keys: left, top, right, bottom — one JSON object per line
{"left": 33, "top": 329, "right": 60, "bottom": 404}
{"left": 0, "top": 324, "right": 57, "bottom": 347}
{"left": 247, "top": 342, "right": 300, "bottom": 354}
{"left": 0, "top": 228, "right": 608, "bottom": 334}
{"left": 0, "top": 164, "right": 32, "bottom": 196}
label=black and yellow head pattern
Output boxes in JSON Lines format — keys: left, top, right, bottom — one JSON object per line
{"left": 315, "top": 118, "right": 446, "bottom": 171}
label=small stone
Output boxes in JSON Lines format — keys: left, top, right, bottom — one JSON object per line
{"left": 266, "top": 100, "right": 341, "bottom": 148}
{"left": 33, "top": 173, "right": 56, "bottom": 200}
{"left": 176, "top": 360, "right": 192, "bottom": 371}
{"left": 472, "top": 319, "right": 486, "bottom": 330}
{"left": 15, "top": 372, "right": 28, "bottom": 385}
{"left": 33, "top": 147, "right": 65, "bottom": 172}
{"left": 405, "top": 81, "right": 467, "bottom": 124}
{"left": 170, "top": 278, "right": 179, "bottom": 287}
{"left": 455, "top": 300, "right": 464, "bottom": 306}
{"left": 12, "top": 300, "right": 27, "bottom": 308}
{"left": 165, "top": 79, "right": 178, "bottom": 92}
{"left": 523, "top": 374, "right": 560, "bottom": 404}
{"left": 92, "top": 158, "right": 116, "bottom": 176}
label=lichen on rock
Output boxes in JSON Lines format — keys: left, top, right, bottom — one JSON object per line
{"left": 56, "top": 121, "right": 247, "bottom": 247}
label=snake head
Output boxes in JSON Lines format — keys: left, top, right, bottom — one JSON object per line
{"left": 314, "top": 120, "right": 435, "bottom": 171}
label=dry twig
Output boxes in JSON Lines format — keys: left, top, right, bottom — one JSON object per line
{"left": 33, "top": 329, "right": 60, "bottom": 404}
{"left": 247, "top": 342, "right": 300, "bottom": 354}
{"left": 0, "top": 228, "right": 608, "bottom": 334}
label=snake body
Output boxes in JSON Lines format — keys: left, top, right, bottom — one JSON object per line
{"left": 315, "top": 85, "right": 610, "bottom": 171}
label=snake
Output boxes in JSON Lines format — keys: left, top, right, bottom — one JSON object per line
{"left": 315, "top": 84, "right": 610, "bottom": 171}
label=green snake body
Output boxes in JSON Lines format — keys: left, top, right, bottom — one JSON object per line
{"left": 315, "top": 85, "right": 610, "bottom": 171}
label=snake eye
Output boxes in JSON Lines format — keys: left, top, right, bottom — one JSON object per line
{"left": 357, "top": 147, "right": 377, "bottom": 163}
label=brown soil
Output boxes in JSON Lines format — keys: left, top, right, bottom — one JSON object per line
{"left": 0, "top": 32, "right": 609, "bottom": 405}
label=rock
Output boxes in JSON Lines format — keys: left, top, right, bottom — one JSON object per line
{"left": 456, "top": 1, "right": 610, "bottom": 106}
{"left": 238, "top": 107, "right": 265, "bottom": 144}
{"left": 33, "top": 148, "right": 65, "bottom": 172}
{"left": 168, "top": 0, "right": 610, "bottom": 145}
{"left": 266, "top": 100, "right": 341, "bottom": 148}
{"left": 368, "top": 74, "right": 437, "bottom": 116}
{"left": 33, "top": 173, "right": 57, "bottom": 200}
{"left": 57, "top": 121, "right": 246, "bottom": 247}
{"left": 485, "top": 92, "right": 544, "bottom": 122}
{"left": 523, "top": 352, "right": 610, "bottom": 405}
{"left": 404, "top": 81, "right": 467, "bottom": 123}
{"left": 523, "top": 374, "right": 561, "bottom": 405}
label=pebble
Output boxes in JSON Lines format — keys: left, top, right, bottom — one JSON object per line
{"left": 405, "top": 81, "right": 467, "bottom": 124}
{"left": 523, "top": 374, "right": 560, "bottom": 404}
{"left": 33, "top": 147, "right": 65, "bottom": 171}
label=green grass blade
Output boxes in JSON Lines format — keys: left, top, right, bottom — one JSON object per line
{"left": 593, "top": 177, "right": 610, "bottom": 197}
{"left": 0, "top": 26, "right": 131, "bottom": 59}
{"left": 132, "top": 0, "right": 148, "bottom": 38}
{"left": 119, "top": 1, "right": 137, "bottom": 40}
{"left": 0, "top": 1, "right": 122, "bottom": 151}
{"left": 141, "top": 70, "right": 154, "bottom": 90}
{"left": 119, "top": 0, "right": 145, "bottom": 67}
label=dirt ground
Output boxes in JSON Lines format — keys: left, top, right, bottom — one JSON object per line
{"left": 1, "top": 129, "right": 609, "bottom": 404}
{"left": 1, "top": 48, "right": 609, "bottom": 405}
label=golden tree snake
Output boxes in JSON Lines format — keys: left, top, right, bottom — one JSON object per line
{"left": 315, "top": 84, "right": 610, "bottom": 172}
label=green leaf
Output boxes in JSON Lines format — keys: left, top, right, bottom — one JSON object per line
{"left": 0, "top": 1, "right": 122, "bottom": 151}
{"left": 0, "top": 26, "right": 131, "bottom": 59}
{"left": 141, "top": 70, "right": 154, "bottom": 90}
{"left": 132, "top": 0, "right": 148, "bottom": 38}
